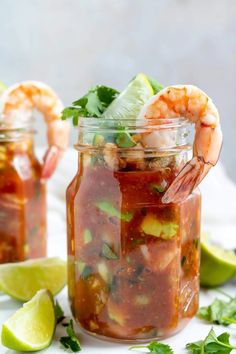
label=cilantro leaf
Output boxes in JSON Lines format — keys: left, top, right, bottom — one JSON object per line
{"left": 61, "top": 107, "right": 81, "bottom": 126}
{"left": 186, "top": 327, "right": 236, "bottom": 353}
{"left": 61, "top": 85, "right": 119, "bottom": 124}
{"left": 101, "top": 243, "right": 119, "bottom": 260}
{"left": 55, "top": 300, "right": 65, "bottom": 323}
{"left": 60, "top": 337, "right": 80, "bottom": 353}
{"left": 96, "top": 85, "right": 119, "bottom": 106}
{"left": 60, "top": 320, "right": 81, "bottom": 352}
{"left": 130, "top": 341, "right": 173, "bottom": 354}
{"left": 198, "top": 292, "right": 236, "bottom": 326}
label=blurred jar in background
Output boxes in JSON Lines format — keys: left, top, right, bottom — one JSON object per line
{"left": 0, "top": 123, "right": 46, "bottom": 262}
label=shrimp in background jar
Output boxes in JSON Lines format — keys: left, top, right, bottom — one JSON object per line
{"left": 139, "top": 85, "right": 223, "bottom": 203}
{"left": 0, "top": 81, "right": 70, "bottom": 178}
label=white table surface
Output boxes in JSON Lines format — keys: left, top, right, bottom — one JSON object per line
{"left": 1, "top": 285, "right": 236, "bottom": 354}
{"left": 1, "top": 149, "right": 236, "bottom": 353}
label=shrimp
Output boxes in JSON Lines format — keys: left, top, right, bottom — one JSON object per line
{"left": 139, "top": 85, "right": 223, "bottom": 203}
{"left": 0, "top": 81, "right": 70, "bottom": 178}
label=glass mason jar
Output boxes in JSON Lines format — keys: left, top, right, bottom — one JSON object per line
{"left": 67, "top": 118, "right": 201, "bottom": 342}
{"left": 0, "top": 123, "right": 46, "bottom": 263}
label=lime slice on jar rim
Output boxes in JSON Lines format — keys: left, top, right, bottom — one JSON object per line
{"left": 1, "top": 289, "right": 56, "bottom": 352}
{"left": 102, "top": 73, "right": 154, "bottom": 119}
{"left": 200, "top": 233, "right": 236, "bottom": 287}
{"left": 0, "top": 257, "right": 67, "bottom": 301}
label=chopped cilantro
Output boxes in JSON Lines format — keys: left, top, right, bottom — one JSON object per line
{"left": 60, "top": 319, "right": 81, "bottom": 352}
{"left": 101, "top": 243, "right": 119, "bottom": 260}
{"left": 55, "top": 300, "right": 65, "bottom": 323}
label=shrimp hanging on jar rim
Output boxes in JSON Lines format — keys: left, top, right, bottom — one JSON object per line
{"left": 0, "top": 81, "right": 70, "bottom": 178}
{"left": 139, "top": 85, "right": 223, "bottom": 203}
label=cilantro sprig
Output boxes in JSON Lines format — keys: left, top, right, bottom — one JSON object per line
{"left": 60, "top": 319, "right": 81, "bottom": 352}
{"left": 186, "top": 327, "right": 236, "bottom": 353}
{"left": 55, "top": 301, "right": 81, "bottom": 352}
{"left": 198, "top": 291, "right": 236, "bottom": 326}
{"left": 130, "top": 341, "right": 173, "bottom": 354}
{"left": 55, "top": 300, "right": 65, "bottom": 323}
{"left": 61, "top": 85, "right": 119, "bottom": 125}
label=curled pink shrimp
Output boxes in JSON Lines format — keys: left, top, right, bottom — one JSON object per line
{"left": 139, "top": 85, "right": 223, "bottom": 203}
{"left": 0, "top": 81, "right": 70, "bottom": 178}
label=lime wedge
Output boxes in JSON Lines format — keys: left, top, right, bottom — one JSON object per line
{"left": 0, "top": 257, "right": 67, "bottom": 301}
{"left": 200, "top": 233, "right": 236, "bottom": 287}
{"left": 1, "top": 289, "right": 56, "bottom": 351}
{"left": 0, "top": 81, "right": 7, "bottom": 96}
{"left": 102, "top": 73, "right": 154, "bottom": 119}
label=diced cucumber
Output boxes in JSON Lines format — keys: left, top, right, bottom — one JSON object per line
{"left": 108, "top": 305, "right": 125, "bottom": 325}
{"left": 82, "top": 266, "right": 93, "bottom": 279}
{"left": 77, "top": 261, "right": 92, "bottom": 279}
{"left": 108, "top": 277, "right": 117, "bottom": 292}
{"left": 93, "top": 134, "right": 105, "bottom": 146}
{"left": 150, "top": 181, "right": 167, "bottom": 194}
{"left": 101, "top": 243, "right": 119, "bottom": 260}
{"left": 135, "top": 295, "right": 150, "bottom": 305}
{"left": 141, "top": 213, "right": 178, "bottom": 239}
{"left": 83, "top": 229, "right": 92, "bottom": 244}
{"left": 115, "top": 131, "right": 137, "bottom": 148}
{"left": 97, "top": 262, "right": 110, "bottom": 283}
{"left": 96, "top": 201, "right": 134, "bottom": 222}
{"left": 77, "top": 261, "right": 86, "bottom": 274}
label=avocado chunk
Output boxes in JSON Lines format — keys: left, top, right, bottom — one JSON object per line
{"left": 93, "top": 134, "right": 105, "bottom": 146}
{"left": 96, "top": 201, "right": 134, "bottom": 222}
{"left": 115, "top": 131, "right": 137, "bottom": 148}
{"left": 141, "top": 213, "right": 178, "bottom": 239}
{"left": 83, "top": 229, "right": 92, "bottom": 244}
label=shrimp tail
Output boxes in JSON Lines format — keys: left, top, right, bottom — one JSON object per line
{"left": 140, "top": 85, "right": 223, "bottom": 203}
{"left": 162, "top": 157, "right": 206, "bottom": 204}
{"left": 41, "top": 146, "right": 62, "bottom": 179}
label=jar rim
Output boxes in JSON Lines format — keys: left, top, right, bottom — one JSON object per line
{"left": 76, "top": 116, "right": 191, "bottom": 152}
{"left": 0, "top": 113, "right": 34, "bottom": 131}
{"left": 77, "top": 117, "right": 190, "bottom": 130}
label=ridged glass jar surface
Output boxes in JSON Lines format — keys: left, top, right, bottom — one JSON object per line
{"left": 66, "top": 118, "right": 201, "bottom": 342}
{"left": 0, "top": 125, "right": 46, "bottom": 263}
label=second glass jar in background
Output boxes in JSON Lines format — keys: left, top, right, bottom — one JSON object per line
{"left": 0, "top": 124, "right": 46, "bottom": 263}
{"left": 67, "top": 118, "right": 201, "bottom": 342}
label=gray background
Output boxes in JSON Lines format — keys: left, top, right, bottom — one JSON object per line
{"left": 0, "top": 0, "right": 236, "bottom": 181}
